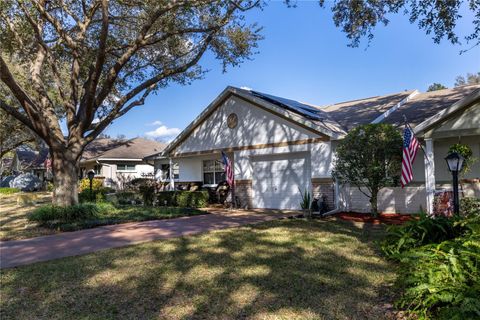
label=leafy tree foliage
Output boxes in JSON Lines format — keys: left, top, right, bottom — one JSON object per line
{"left": 303, "top": 0, "right": 480, "bottom": 48}
{"left": 0, "top": 0, "right": 262, "bottom": 205}
{"left": 332, "top": 124, "right": 402, "bottom": 216}
{"left": 455, "top": 72, "right": 480, "bottom": 87}
{"left": 427, "top": 83, "right": 447, "bottom": 92}
{"left": 0, "top": 108, "right": 38, "bottom": 159}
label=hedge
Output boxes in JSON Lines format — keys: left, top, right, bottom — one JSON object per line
{"left": 157, "top": 191, "right": 209, "bottom": 208}
{"left": 0, "top": 187, "right": 20, "bottom": 194}
{"left": 28, "top": 202, "right": 115, "bottom": 223}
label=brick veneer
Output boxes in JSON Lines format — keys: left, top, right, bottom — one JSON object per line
{"left": 235, "top": 179, "right": 253, "bottom": 209}
{"left": 311, "top": 178, "right": 335, "bottom": 211}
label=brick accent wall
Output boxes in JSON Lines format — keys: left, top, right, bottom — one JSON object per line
{"left": 235, "top": 179, "right": 253, "bottom": 209}
{"left": 311, "top": 178, "right": 335, "bottom": 211}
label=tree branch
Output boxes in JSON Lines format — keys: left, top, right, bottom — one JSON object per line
{"left": 85, "top": 33, "right": 214, "bottom": 142}
{"left": 0, "top": 99, "right": 36, "bottom": 134}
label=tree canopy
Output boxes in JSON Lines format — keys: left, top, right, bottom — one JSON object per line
{"left": 314, "top": 0, "right": 480, "bottom": 49}
{"left": 455, "top": 72, "right": 480, "bottom": 87}
{"left": 332, "top": 124, "right": 403, "bottom": 216}
{"left": 427, "top": 83, "right": 448, "bottom": 92}
{"left": 0, "top": 0, "right": 262, "bottom": 205}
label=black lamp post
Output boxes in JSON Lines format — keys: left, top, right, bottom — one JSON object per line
{"left": 444, "top": 152, "right": 465, "bottom": 215}
{"left": 87, "top": 170, "right": 95, "bottom": 201}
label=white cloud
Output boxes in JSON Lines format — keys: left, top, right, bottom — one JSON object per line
{"left": 145, "top": 124, "right": 181, "bottom": 138}
{"left": 148, "top": 120, "right": 163, "bottom": 126}
{"left": 240, "top": 86, "right": 252, "bottom": 91}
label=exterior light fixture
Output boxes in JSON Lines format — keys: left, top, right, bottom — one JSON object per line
{"left": 87, "top": 169, "right": 95, "bottom": 201}
{"left": 444, "top": 152, "right": 465, "bottom": 215}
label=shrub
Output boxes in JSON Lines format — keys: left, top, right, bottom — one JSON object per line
{"left": 116, "top": 191, "right": 139, "bottom": 205}
{"left": 78, "top": 178, "right": 104, "bottom": 192}
{"left": 395, "top": 234, "right": 480, "bottom": 319}
{"left": 461, "top": 197, "right": 480, "bottom": 217}
{"left": 78, "top": 189, "right": 107, "bottom": 203}
{"left": 0, "top": 187, "right": 20, "bottom": 194}
{"left": 156, "top": 191, "right": 209, "bottom": 208}
{"left": 29, "top": 204, "right": 98, "bottom": 222}
{"left": 176, "top": 191, "right": 209, "bottom": 208}
{"left": 381, "top": 210, "right": 480, "bottom": 318}
{"left": 46, "top": 182, "right": 54, "bottom": 192}
{"left": 157, "top": 191, "right": 177, "bottom": 206}
{"left": 139, "top": 185, "right": 155, "bottom": 206}
{"left": 380, "top": 213, "right": 463, "bottom": 257}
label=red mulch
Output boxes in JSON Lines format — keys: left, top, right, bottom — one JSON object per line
{"left": 334, "top": 212, "right": 416, "bottom": 225}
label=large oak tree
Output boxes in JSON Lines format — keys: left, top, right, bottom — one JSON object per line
{"left": 1, "top": 0, "right": 478, "bottom": 207}
{"left": 0, "top": 0, "right": 261, "bottom": 205}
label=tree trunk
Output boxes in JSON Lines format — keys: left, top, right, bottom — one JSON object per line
{"left": 370, "top": 190, "right": 379, "bottom": 218}
{"left": 51, "top": 150, "right": 79, "bottom": 206}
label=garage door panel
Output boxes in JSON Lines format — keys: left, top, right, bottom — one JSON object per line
{"left": 252, "top": 153, "right": 310, "bottom": 210}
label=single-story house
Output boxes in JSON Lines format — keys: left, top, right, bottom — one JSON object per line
{"left": 145, "top": 85, "right": 480, "bottom": 213}
{"left": 80, "top": 138, "right": 165, "bottom": 189}
{"left": 1, "top": 146, "right": 50, "bottom": 180}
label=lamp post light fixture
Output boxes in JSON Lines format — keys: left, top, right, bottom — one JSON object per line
{"left": 87, "top": 170, "right": 95, "bottom": 201}
{"left": 444, "top": 152, "right": 465, "bottom": 215}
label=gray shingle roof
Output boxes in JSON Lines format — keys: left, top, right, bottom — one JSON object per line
{"left": 320, "top": 91, "right": 416, "bottom": 131}
{"left": 382, "top": 85, "right": 480, "bottom": 128}
{"left": 82, "top": 138, "right": 165, "bottom": 161}
{"left": 241, "top": 85, "right": 479, "bottom": 133}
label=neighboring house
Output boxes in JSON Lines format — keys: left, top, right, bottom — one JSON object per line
{"left": 80, "top": 138, "right": 165, "bottom": 189}
{"left": 145, "top": 85, "right": 480, "bottom": 213}
{"left": 1, "top": 146, "right": 49, "bottom": 180}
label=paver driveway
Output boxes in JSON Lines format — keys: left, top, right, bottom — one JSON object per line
{"left": 0, "top": 209, "right": 293, "bottom": 269}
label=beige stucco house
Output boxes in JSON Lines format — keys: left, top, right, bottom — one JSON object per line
{"left": 145, "top": 85, "right": 480, "bottom": 213}
{"left": 81, "top": 138, "right": 165, "bottom": 189}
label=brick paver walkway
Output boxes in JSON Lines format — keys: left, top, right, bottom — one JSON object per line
{"left": 0, "top": 209, "right": 293, "bottom": 269}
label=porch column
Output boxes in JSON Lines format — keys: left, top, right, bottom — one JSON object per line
{"left": 169, "top": 158, "right": 175, "bottom": 191}
{"left": 424, "top": 138, "right": 435, "bottom": 215}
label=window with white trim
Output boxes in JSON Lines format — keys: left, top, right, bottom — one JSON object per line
{"left": 203, "top": 160, "right": 225, "bottom": 185}
{"left": 117, "top": 164, "right": 136, "bottom": 172}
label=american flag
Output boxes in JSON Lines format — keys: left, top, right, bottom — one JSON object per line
{"left": 221, "top": 151, "right": 234, "bottom": 187}
{"left": 401, "top": 125, "right": 420, "bottom": 187}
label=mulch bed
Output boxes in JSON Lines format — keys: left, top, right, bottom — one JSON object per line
{"left": 334, "top": 212, "right": 416, "bottom": 225}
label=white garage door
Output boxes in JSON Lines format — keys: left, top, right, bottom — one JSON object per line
{"left": 252, "top": 153, "right": 310, "bottom": 210}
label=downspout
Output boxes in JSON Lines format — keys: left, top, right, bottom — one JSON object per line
{"left": 321, "top": 179, "right": 341, "bottom": 216}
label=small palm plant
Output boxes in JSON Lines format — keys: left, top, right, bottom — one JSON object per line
{"left": 299, "top": 188, "right": 312, "bottom": 218}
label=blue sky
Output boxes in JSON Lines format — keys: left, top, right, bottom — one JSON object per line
{"left": 104, "top": 1, "right": 480, "bottom": 141}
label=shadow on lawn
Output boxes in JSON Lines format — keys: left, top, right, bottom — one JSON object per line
{"left": 0, "top": 219, "right": 395, "bottom": 319}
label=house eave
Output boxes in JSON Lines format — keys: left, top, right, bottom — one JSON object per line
{"left": 152, "top": 86, "right": 342, "bottom": 159}
{"left": 413, "top": 88, "right": 480, "bottom": 137}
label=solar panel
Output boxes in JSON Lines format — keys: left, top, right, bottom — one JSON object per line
{"left": 250, "top": 91, "right": 324, "bottom": 121}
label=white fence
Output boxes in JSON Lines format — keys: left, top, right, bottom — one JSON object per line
{"left": 338, "top": 182, "right": 480, "bottom": 214}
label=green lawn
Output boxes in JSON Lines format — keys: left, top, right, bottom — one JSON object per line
{"left": 0, "top": 193, "right": 205, "bottom": 241}
{"left": 0, "top": 219, "right": 397, "bottom": 319}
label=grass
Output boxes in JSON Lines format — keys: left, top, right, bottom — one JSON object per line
{"left": 0, "top": 193, "right": 205, "bottom": 241}
{"left": 0, "top": 219, "right": 397, "bottom": 319}
{"left": 0, "top": 192, "right": 56, "bottom": 240}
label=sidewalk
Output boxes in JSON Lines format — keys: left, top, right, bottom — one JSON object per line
{"left": 0, "top": 209, "right": 292, "bottom": 269}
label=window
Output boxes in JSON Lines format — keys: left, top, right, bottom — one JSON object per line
{"left": 94, "top": 165, "right": 102, "bottom": 175}
{"left": 203, "top": 160, "right": 225, "bottom": 185}
{"left": 117, "top": 164, "right": 136, "bottom": 172}
{"left": 160, "top": 163, "right": 179, "bottom": 181}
